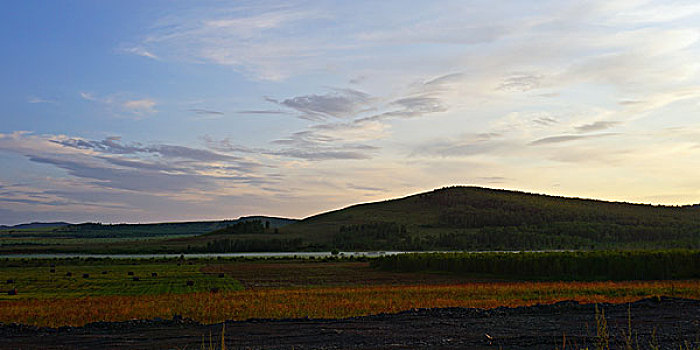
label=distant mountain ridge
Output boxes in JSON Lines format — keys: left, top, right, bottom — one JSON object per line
{"left": 51, "top": 216, "right": 299, "bottom": 238}
{"left": 1, "top": 217, "right": 298, "bottom": 240}
{"left": 0, "top": 222, "right": 71, "bottom": 230}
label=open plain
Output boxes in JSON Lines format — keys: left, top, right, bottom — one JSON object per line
{"left": 0, "top": 257, "right": 698, "bottom": 349}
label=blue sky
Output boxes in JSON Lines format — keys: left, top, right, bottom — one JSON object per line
{"left": 2, "top": 0, "right": 700, "bottom": 225}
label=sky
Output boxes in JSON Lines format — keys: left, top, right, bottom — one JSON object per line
{"left": 2, "top": 0, "right": 700, "bottom": 225}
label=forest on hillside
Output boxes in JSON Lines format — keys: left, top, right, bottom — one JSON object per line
{"left": 3, "top": 187, "right": 697, "bottom": 253}
{"left": 285, "top": 187, "right": 700, "bottom": 252}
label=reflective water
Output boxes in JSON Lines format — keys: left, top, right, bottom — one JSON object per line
{"left": 0, "top": 251, "right": 403, "bottom": 259}
{"left": 0, "top": 250, "right": 561, "bottom": 259}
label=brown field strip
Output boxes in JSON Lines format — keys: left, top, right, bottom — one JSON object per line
{"left": 200, "top": 261, "right": 489, "bottom": 288}
{"left": 1, "top": 280, "right": 697, "bottom": 327}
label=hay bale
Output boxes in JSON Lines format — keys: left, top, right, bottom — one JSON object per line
{"left": 218, "top": 273, "right": 225, "bottom": 278}
{"left": 185, "top": 280, "right": 194, "bottom": 286}
{"left": 132, "top": 276, "right": 140, "bottom": 281}
{"left": 151, "top": 272, "right": 158, "bottom": 277}
{"left": 65, "top": 272, "right": 72, "bottom": 277}
{"left": 82, "top": 273, "right": 90, "bottom": 279}
{"left": 101, "top": 271, "right": 108, "bottom": 274}
{"left": 6, "top": 279, "right": 13, "bottom": 284}
{"left": 50, "top": 268, "right": 55, "bottom": 273}
{"left": 7, "top": 288, "right": 17, "bottom": 296}
{"left": 127, "top": 271, "right": 134, "bottom": 276}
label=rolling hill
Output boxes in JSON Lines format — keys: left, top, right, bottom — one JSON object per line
{"left": 53, "top": 216, "right": 298, "bottom": 238}
{"left": 266, "top": 186, "right": 700, "bottom": 251}
{"left": 0, "top": 222, "right": 70, "bottom": 230}
{"left": 3, "top": 186, "right": 699, "bottom": 254}
{"left": 0, "top": 216, "right": 298, "bottom": 254}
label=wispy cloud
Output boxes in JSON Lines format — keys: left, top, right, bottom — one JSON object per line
{"left": 311, "top": 119, "right": 389, "bottom": 142}
{"left": 0, "top": 132, "right": 273, "bottom": 201}
{"left": 79, "top": 92, "right": 157, "bottom": 118}
{"left": 529, "top": 133, "right": 620, "bottom": 146}
{"left": 345, "top": 183, "right": 390, "bottom": 193}
{"left": 411, "top": 133, "right": 512, "bottom": 158}
{"left": 27, "top": 96, "right": 56, "bottom": 104}
{"left": 533, "top": 116, "right": 558, "bottom": 126}
{"left": 79, "top": 91, "right": 97, "bottom": 101}
{"left": 190, "top": 108, "right": 224, "bottom": 116}
{"left": 201, "top": 136, "right": 264, "bottom": 154}
{"left": 0, "top": 181, "right": 131, "bottom": 214}
{"left": 357, "top": 95, "right": 447, "bottom": 123}
{"left": 477, "top": 176, "right": 509, "bottom": 184}
{"left": 204, "top": 118, "right": 383, "bottom": 162}
{"left": 236, "top": 110, "right": 289, "bottom": 115}
{"left": 603, "top": 2, "right": 700, "bottom": 25}
{"left": 269, "top": 88, "right": 371, "bottom": 121}
{"left": 497, "top": 73, "right": 542, "bottom": 92}
{"left": 270, "top": 130, "right": 378, "bottom": 160}
{"left": 27, "top": 155, "right": 211, "bottom": 192}
{"left": 423, "top": 73, "right": 465, "bottom": 86}
{"left": 124, "top": 6, "right": 333, "bottom": 80}
{"left": 355, "top": 7, "right": 515, "bottom": 45}
{"left": 123, "top": 98, "right": 157, "bottom": 114}
{"left": 574, "top": 121, "right": 621, "bottom": 133}
{"left": 51, "top": 136, "right": 242, "bottom": 162}
{"left": 121, "top": 46, "right": 159, "bottom": 59}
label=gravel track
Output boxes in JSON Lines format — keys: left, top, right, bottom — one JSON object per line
{"left": 1, "top": 297, "right": 698, "bottom": 349}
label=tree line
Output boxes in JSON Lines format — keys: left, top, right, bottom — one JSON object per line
{"left": 200, "top": 238, "right": 304, "bottom": 252}
{"left": 208, "top": 219, "right": 275, "bottom": 235}
{"left": 370, "top": 250, "right": 700, "bottom": 280}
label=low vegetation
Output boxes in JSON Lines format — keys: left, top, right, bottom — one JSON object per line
{"left": 0, "top": 256, "right": 697, "bottom": 328}
{"left": 1, "top": 280, "right": 697, "bottom": 327}
{"left": 0, "top": 260, "right": 241, "bottom": 299}
{"left": 371, "top": 250, "right": 700, "bottom": 280}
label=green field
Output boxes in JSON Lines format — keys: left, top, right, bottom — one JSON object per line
{"left": 0, "top": 256, "right": 698, "bottom": 329}
{"left": 0, "top": 260, "right": 242, "bottom": 299}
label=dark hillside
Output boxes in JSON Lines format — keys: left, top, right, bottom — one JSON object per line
{"left": 53, "top": 216, "right": 298, "bottom": 238}
{"left": 279, "top": 186, "right": 700, "bottom": 251}
{"left": 4, "top": 186, "right": 697, "bottom": 254}
{"left": 1, "top": 217, "right": 297, "bottom": 239}
{"left": 0, "top": 217, "right": 299, "bottom": 254}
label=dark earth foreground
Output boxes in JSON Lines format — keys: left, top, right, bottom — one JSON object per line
{"left": 1, "top": 297, "right": 698, "bottom": 349}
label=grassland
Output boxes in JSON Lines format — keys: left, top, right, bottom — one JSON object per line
{"left": 3, "top": 280, "right": 698, "bottom": 327}
{"left": 0, "top": 260, "right": 242, "bottom": 299}
{"left": 0, "top": 257, "right": 697, "bottom": 328}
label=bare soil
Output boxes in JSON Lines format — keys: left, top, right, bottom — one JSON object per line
{"left": 1, "top": 296, "right": 697, "bottom": 349}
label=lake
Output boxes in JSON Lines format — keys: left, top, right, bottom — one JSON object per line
{"left": 0, "top": 250, "right": 562, "bottom": 259}
{"left": 0, "top": 251, "right": 403, "bottom": 259}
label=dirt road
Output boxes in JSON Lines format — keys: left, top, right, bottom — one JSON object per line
{"left": 1, "top": 297, "right": 697, "bottom": 349}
